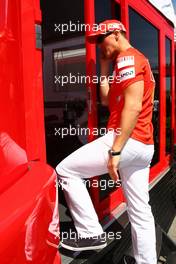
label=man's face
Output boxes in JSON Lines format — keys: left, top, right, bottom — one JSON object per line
{"left": 97, "top": 32, "right": 118, "bottom": 60}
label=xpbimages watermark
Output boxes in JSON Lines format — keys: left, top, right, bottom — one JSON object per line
{"left": 57, "top": 230, "right": 122, "bottom": 242}
{"left": 54, "top": 74, "right": 120, "bottom": 87}
{"left": 56, "top": 177, "right": 121, "bottom": 191}
{"left": 54, "top": 21, "right": 119, "bottom": 35}
{"left": 54, "top": 126, "right": 122, "bottom": 138}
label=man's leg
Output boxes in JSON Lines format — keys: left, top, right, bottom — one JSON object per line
{"left": 55, "top": 131, "right": 115, "bottom": 239}
{"left": 119, "top": 139, "right": 157, "bottom": 264}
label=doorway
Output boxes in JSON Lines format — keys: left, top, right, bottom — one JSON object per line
{"left": 41, "top": 0, "right": 87, "bottom": 167}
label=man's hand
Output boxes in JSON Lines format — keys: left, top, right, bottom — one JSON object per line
{"left": 99, "top": 51, "right": 111, "bottom": 106}
{"left": 107, "top": 155, "right": 121, "bottom": 181}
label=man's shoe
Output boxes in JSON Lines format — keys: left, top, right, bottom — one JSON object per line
{"left": 46, "top": 231, "right": 60, "bottom": 249}
{"left": 123, "top": 255, "right": 136, "bottom": 264}
{"left": 60, "top": 233, "right": 107, "bottom": 251}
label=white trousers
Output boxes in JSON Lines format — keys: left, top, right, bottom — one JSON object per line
{"left": 53, "top": 131, "right": 157, "bottom": 264}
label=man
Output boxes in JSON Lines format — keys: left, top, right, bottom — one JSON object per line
{"left": 47, "top": 20, "right": 157, "bottom": 264}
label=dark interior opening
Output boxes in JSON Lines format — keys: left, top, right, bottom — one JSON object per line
{"left": 40, "top": 0, "right": 87, "bottom": 237}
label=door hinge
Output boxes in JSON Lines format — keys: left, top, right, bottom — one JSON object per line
{"left": 35, "top": 24, "right": 42, "bottom": 49}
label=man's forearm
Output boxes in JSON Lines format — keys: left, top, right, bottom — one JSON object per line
{"left": 112, "top": 107, "right": 140, "bottom": 152}
{"left": 100, "top": 59, "right": 110, "bottom": 105}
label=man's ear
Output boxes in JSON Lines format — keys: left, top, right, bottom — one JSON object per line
{"left": 114, "top": 31, "right": 119, "bottom": 41}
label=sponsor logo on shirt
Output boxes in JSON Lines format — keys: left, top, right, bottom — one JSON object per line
{"left": 119, "top": 67, "right": 135, "bottom": 82}
{"left": 117, "top": 56, "right": 134, "bottom": 69}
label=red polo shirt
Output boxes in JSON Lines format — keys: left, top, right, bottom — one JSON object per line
{"left": 107, "top": 47, "right": 155, "bottom": 145}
